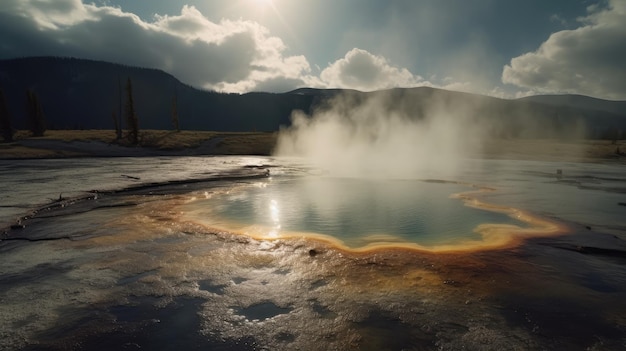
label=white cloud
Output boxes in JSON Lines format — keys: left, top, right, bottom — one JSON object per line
{"left": 15, "top": 0, "right": 91, "bottom": 29}
{"left": 549, "top": 14, "right": 567, "bottom": 26}
{"left": 0, "top": 1, "right": 314, "bottom": 93}
{"left": 0, "top": 1, "right": 490, "bottom": 95}
{"left": 317, "top": 48, "right": 510, "bottom": 97}
{"left": 502, "top": 0, "right": 626, "bottom": 100}
{"left": 319, "top": 48, "right": 423, "bottom": 91}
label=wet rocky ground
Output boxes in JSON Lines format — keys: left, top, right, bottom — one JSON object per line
{"left": 1, "top": 174, "right": 625, "bottom": 350}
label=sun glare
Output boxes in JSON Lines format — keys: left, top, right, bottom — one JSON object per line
{"left": 251, "top": 0, "right": 274, "bottom": 8}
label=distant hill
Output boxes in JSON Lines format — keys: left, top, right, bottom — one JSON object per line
{"left": 1, "top": 56, "right": 625, "bottom": 139}
{"left": 0, "top": 57, "right": 312, "bottom": 132}
{"left": 519, "top": 94, "right": 626, "bottom": 116}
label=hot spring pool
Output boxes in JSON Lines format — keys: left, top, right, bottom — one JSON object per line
{"left": 182, "top": 176, "right": 532, "bottom": 249}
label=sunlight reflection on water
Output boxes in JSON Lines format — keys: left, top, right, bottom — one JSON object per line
{"left": 182, "top": 176, "right": 524, "bottom": 249}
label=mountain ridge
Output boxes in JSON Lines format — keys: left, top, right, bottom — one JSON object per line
{"left": 1, "top": 56, "right": 624, "bottom": 139}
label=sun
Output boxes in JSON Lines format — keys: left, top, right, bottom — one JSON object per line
{"left": 250, "top": 0, "right": 274, "bottom": 7}
{"left": 244, "top": 0, "right": 278, "bottom": 17}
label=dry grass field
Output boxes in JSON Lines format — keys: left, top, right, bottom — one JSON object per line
{"left": 0, "top": 130, "right": 277, "bottom": 158}
{"left": 478, "top": 138, "right": 626, "bottom": 163}
{"left": 11, "top": 129, "right": 252, "bottom": 149}
{"left": 1, "top": 129, "right": 625, "bottom": 163}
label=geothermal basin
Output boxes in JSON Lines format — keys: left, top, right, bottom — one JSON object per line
{"left": 1, "top": 156, "right": 625, "bottom": 350}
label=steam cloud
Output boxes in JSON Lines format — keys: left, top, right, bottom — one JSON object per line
{"left": 274, "top": 92, "right": 484, "bottom": 179}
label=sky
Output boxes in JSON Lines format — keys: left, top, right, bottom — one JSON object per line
{"left": 0, "top": 0, "right": 625, "bottom": 100}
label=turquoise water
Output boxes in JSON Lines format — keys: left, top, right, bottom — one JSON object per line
{"left": 187, "top": 177, "right": 521, "bottom": 247}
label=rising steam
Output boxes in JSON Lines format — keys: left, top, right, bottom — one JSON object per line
{"left": 273, "top": 90, "right": 485, "bottom": 178}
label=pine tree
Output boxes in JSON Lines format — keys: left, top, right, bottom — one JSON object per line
{"left": 0, "top": 89, "right": 14, "bottom": 142}
{"left": 124, "top": 78, "right": 139, "bottom": 145}
{"left": 26, "top": 90, "right": 45, "bottom": 137}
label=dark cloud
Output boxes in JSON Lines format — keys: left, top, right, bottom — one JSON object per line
{"left": 0, "top": 1, "right": 313, "bottom": 92}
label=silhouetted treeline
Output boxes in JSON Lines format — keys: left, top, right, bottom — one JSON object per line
{"left": 0, "top": 56, "right": 625, "bottom": 139}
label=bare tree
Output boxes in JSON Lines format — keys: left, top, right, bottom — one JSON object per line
{"left": 112, "top": 110, "right": 121, "bottom": 138}
{"left": 124, "top": 77, "right": 139, "bottom": 145}
{"left": 116, "top": 75, "right": 123, "bottom": 140}
{"left": 171, "top": 93, "right": 180, "bottom": 132}
{"left": 26, "top": 89, "right": 45, "bottom": 137}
